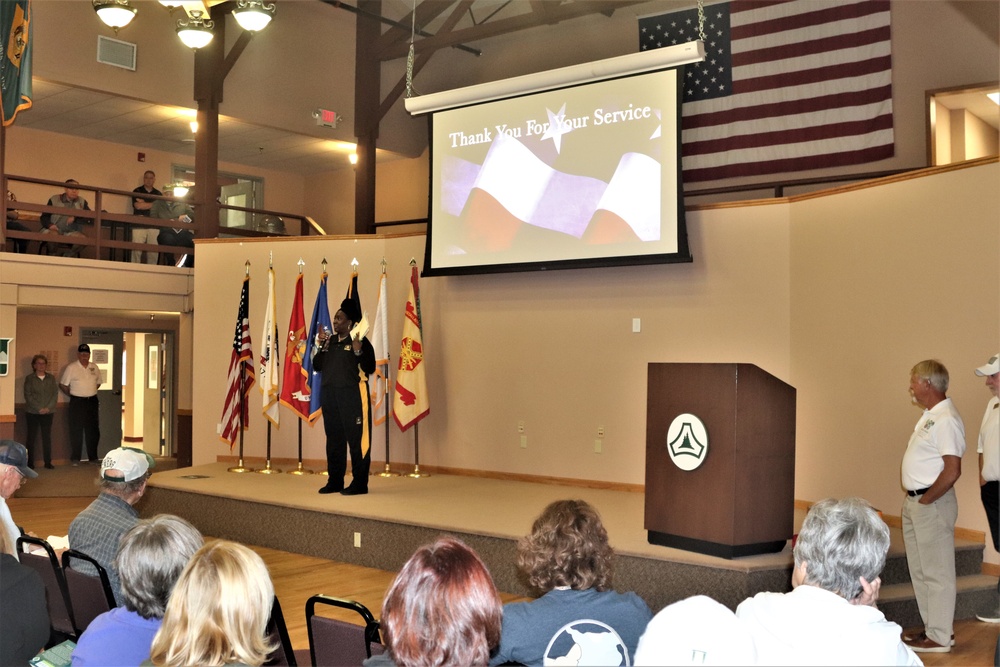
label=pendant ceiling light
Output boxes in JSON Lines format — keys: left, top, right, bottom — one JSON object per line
{"left": 176, "top": 11, "right": 215, "bottom": 49}
{"left": 232, "top": 0, "right": 276, "bottom": 32}
{"left": 93, "top": 0, "right": 137, "bottom": 32}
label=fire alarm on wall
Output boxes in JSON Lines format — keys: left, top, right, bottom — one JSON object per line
{"left": 64, "top": 326, "right": 73, "bottom": 336}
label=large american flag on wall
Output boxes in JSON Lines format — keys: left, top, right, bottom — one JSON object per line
{"left": 639, "top": 0, "right": 893, "bottom": 183}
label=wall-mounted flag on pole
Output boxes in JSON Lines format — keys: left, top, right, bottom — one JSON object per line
{"left": 1, "top": 0, "right": 33, "bottom": 127}
{"left": 279, "top": 271, "right": 311, "bottom": 420}
{"left": 393, "top": 265, "right": 429, "bottom": 431}
{"left": 303, "top": 271, "right": 331, "bottom": 423}
{"left": 220, "top": 275, "right": 254, "bottom": 447}
{"left": 260, "top": 266, "right": 280, "bottom": 426}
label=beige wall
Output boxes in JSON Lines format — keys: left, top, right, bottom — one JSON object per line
{"left": 189, "top": 161, "right": 999, "bottom": 560}
{"left": 789, "top": 162, "right": 1000, "bottom": 551}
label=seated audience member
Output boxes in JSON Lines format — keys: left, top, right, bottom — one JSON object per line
{"left": 0, "top": 522, "right": 49, "bottom": 665}
{"left": 736, "top": 497, "right": 921, "bottom": 665}
{"left": 145, "top": 540, "right": 276, "bottom": 667}
{"left": 635, "top": 595, "right": 756, "bottom": 666}
{"left": 40, "top": 179, "right": 91, "bottom": 257}
{"left": 368, "top": 536, "right": 502, "bottom": 667}
{"left": 490, "top": 499, "right": 652, "bottom": 667}
{"left": 68, "top": 447, "right": 155, "bottom": 605}
{"left": 71, "top": 514, "right": 204, "bottom": 666}
{"left": 6, "top": 190, "right": 30, "bottom": 253}
{"left": 0, "top": 440, "right": 37, "bottom": 561}
{"left": 151, "top": 187, "right": 194, "bottom": 267}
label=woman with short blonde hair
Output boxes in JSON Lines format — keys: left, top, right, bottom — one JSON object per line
{"left": 146, "top": 539, "right": 275, "bottom": 666}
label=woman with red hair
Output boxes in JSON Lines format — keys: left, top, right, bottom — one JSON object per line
{"left": 368, "top": 537, "right": 502, "bottom": 667}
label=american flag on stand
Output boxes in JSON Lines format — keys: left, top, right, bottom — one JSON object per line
{"left": 220, "top": 275, "right": 255, "bottom": 447}
{"left": 640, "top": 0, "right": 893, "bottom": 183}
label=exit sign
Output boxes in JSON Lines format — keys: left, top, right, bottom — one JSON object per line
{"left": 315, "top": 109, "right": 340, "bottom": 128}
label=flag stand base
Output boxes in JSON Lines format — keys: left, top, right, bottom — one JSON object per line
{"left": 288, "top": 462, "right": 314, "bottom": 476}
{"left": 407, "top": 465, "right": 430, "bottom": 479}
{"left": 318, "top": 470, "right": 329, "bottom": 476}
{"left": 228, "top": 463, "right": 255, "bottom": 473}
{"left": 256, "top": 463, "right": 282, "bottom": 474}
{"left": 375, "top": 463, "right": 400, "bottom": 478}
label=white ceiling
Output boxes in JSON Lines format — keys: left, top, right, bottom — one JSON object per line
{"left": 18, "top": 78, "right": 387, "bottom": 175}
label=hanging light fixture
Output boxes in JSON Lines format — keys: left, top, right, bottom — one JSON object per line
{"left": 232, "top": 0, "right": 276, "bottom": 32}
{"left": 176, "top": 11, "right": 215, "bottom": 49}
{"left": 93, "top": 0, "right": 137, "bottom": 32}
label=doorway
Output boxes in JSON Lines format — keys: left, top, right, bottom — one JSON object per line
{"left": 79, "top": 329, "right": 175, "bottom": 460}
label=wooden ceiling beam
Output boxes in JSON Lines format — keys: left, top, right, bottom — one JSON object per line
{"left": 379, "top": 0, "right": 648, "bottom": 61}
{"left": 378, "top": 0, "right": 474, "bottom": 122}
{"left": 373, "top": 0, "right": 455, "bottom": 56}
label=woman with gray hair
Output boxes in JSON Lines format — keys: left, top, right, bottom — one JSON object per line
{"left": 71, "top": 514, "right": 203, "bottom": 666}
{"left": 735, "top": 498, "right": 920, "bottom": 665}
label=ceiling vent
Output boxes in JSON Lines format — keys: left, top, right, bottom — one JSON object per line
{"left": 96, "top": 35, "right": 137, "bottom": 71}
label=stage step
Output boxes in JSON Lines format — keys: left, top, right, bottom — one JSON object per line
{"left": 878, "top": 533, "right": 999, "bottom": 629}
{"left": 880, "top": 574, "right": 998, "bottom": 629}
{"left": 881, "top": 537, "right": 987, "bottom": 586}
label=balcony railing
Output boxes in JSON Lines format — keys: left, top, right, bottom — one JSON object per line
{"left": 2, "top": 174, "right": 322, "bottom": 262}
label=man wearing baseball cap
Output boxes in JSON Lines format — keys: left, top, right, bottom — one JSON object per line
{"left": 975, "top": 354, "right": 1000, "bottom": 623}
{"left": 59, "top": 343, "right": 102, "bottom": 464}
{"left": 68, "top": 447, "right": 154, "bottom": 604}
{"left": 0, "top": 441, "right": 36, "bottom": 561}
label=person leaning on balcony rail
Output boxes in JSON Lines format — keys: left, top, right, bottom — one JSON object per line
{"left": 151, "top": 184, "right": 195, "bottom": 267}
{"left": 131, "top": 170, "right": 163, "bottom": 265}
{"left": 40, "top": 178, "right": 91, "bottom": 257}
{"left": 5, "top": 190, "right": 30, "bottom": 253}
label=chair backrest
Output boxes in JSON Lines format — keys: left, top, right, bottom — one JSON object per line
{"left": 16, "top": 535, "right": 76, "bottom": 639}
{"left": 264, "top": 595, "right": 297, "bottom": 667}
{"left": 61, "top": 548, "right": 117, "bottom": 636}
{"left": 306, "top": 595, "right": 384, "bottom": 667}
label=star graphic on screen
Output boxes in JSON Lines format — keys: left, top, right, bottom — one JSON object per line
{"left": 541, "top": 103, "right": 572, "bottom": 153}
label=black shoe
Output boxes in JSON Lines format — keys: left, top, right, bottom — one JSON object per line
{"left": 340, "top": 486, "right": 368, "bottom": 496}
{"left": 318, "top": 484, "right": 343, "bottom": 495}
{"left": 44, "top": 463, "right": 54, "bottom": 469}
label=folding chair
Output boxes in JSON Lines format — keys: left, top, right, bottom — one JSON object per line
{"left": 16, "top": 536, "right": 77, "bottom": 644}
{"left": 264, "top": 595, "right": 310, "bottom": 666}
{"left": 306, "top": 595, "right": 385, "bottom": 667}
{"left": 61, "top": 548, "right": 117, "bottom": 637}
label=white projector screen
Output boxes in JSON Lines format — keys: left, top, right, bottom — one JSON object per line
{"left": 423, "top": 67, "right": 691, "bottom": 276}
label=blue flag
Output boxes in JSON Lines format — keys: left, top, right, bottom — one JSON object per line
{"left": 303, "top": 272, "right": 331, "bottom": 423}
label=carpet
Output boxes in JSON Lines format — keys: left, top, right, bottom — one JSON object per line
{"left": 17, "top": 457, "right": 179, "bottom": 498}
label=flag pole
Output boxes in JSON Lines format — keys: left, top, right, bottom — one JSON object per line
{"left": 376, "top": 259, "right": 400, "bottom": 478}
{"left": 407, "top": 422, "right": 430, "bottom": 478}
{"left": 288, "top": 258, "right": 314, "bottom": 475}
{"left": 258, "top": 255, "right": 281, "bottom": 474}
{"left": 229, "top": 261, "right": 255, "bottom": 473}
{"left": 318, "top": 258, "right": 329, "bottom": 477}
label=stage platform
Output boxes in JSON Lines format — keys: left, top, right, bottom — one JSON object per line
{"left": 143, "top": 463, "right": 993, "bottom": 623}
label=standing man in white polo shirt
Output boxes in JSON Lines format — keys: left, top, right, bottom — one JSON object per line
{"left": 60, "top": 344, "right": 101, "bottom": 465}
{"left": 974, "top": 353, "right": 1000, "bottom": 623}
{"left": 901, "top": 359, "right": 966, "bottom": 654}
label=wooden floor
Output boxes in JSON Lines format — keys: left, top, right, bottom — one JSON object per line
{"left": 9, "top": 496, "right": 999, "bottom": 665}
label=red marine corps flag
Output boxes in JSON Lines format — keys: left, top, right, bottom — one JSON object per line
{"left": 279, "top": 270, "right": 311, "bottom": 420}
{"left": 393, "top": 265, "right": 429, "bottom": 431}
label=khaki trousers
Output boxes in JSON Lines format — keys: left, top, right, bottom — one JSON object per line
{"left": 902, "top": 488, "right": 958, "bottom": 646}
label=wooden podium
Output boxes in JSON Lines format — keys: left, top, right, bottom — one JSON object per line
{"left": 645, "top": 363, "right": 796, "bottom": 558}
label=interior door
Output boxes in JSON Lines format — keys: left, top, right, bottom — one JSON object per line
{"left": 220, "top": 181, "right": 255, "bottom": 230}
